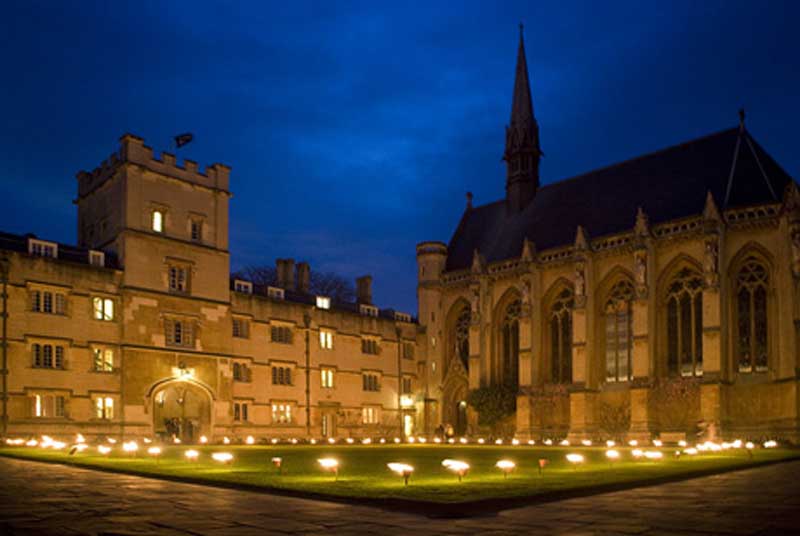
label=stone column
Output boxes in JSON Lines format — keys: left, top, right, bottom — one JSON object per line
{"left": 516, "top": 274, "right": 535, "bottom": 439}
{"left": 700, "top": 200, "right": 725, "bottom": 435}
{"left": 628, "top": 240, "right": 654, "bottom": 442}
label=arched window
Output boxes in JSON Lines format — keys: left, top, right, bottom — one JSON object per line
{"left": 550, "top": 288, "right": 573, "bottom": 383}
{"left": 665, "top": 268, "right": 704, "bottom": 377}
{"left": 735, "top": 256, "right": 769, "bottom": 373}
{"left": 501, "top": 299, "right": 521, "bottom": 387}
{"left": 604, "top": 280, "right": 634, "bottom": 383}
{"left": 455, "top": 307, "right": 470, "bottom": 370}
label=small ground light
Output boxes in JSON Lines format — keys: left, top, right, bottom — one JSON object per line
{"left": 122, "top": 441, "right": 139, "bottom": 455}
{"left": 173, "top": 437, "right": 181, "bottom": 444}
{"left": 310, "top": 438, "right": 318, "bottom": 445}
{"left": 538, "top": 458, "right": 548, "bottom": 475}
{"left": 512, "top": 438, "right": 520, "bottom": 446}
{"left": 387, "top": 462, "right": 414, "bottom": 485}
{"left": 24, "top": 439, "right": 37, "bottom": 447}
{"left": 683, "top": 447, "right": 698, "bottom": 455}
{"left": 495, "top": 439, "right": 503, "bottom": 445}
{"left": 272, "top": 457, "right": 282, "bottom": 474}
{"left": 98, "top": 445, "right": 112, "bottom": 455}
{"left": 199, "top": 436, "right": 208, "bottom": 444}
{"left": 448, "top": 438, "right": 455, "bottom": 444}
{"left": 51, "top": 441, "right": 67, "bottom": 450}
{"left": 346, "top": 438, "right": 355, "bottom": 444}
{"left": 362, "top": 438, "right": 372, "bottom": 445}
{"left": 379, "top": 438, "right": 386, "bottom": 444}
{"left": 107, "top": 437, "right": 117, "bottom": 444}
{"left": 318, "top": 458, "right": 339, "bottom": 480}
{"left": 605, "top": 449, "right": 620, "bottom": 465}
{"left": 223, "top": 437, "right": 231, "bottom": 445}
{"left": 560, "top": 439, "right": 570, "bottom": 446}
{"left": 442, "top": 459, "right": 469, "bottom": 482}
{"left": 329, "top": 438, "right": 336, "bottom": 444}
{"left": 212, "top": 452, "right": 234, "bottom": 464}
{"left": 745, "top": 441, "right": 755, "bottom": 450}
{"left": 581, "top": 439, "right": 592, "bottom": 446}
{"left": 606, "top": 440, "right": 616, "bottom": 447}
{"left": 628, "top": 440, "right": 638, "bottom": 447}
{"left": 459, "top": 437, "right": 467, "bottom": 444}
{"left": 406, "top": 437, "right": 415, "bottom": 444}
{"left": 185, "top": 449, "right": 199, "bottom": 462}
{"left": 566, "top": 453, "right": 584, "bottom": 469}
{"left": 394, "top": 437, "right": 401, "bottom": 444}
{"left": 434, "top": 437, "right": 442, "bottom": 444}
{"left": 291, "top": 438, "right": 298, "bottom": 444}
{"left": 76, "top": 433, "right": 86, "bottom": 444}
{"left": 653, "top": 439, "right": 663, "bottom": 447}
{"left": 246, "top": 436, "right": 255, "bottom": 445}
{"left": 678, "top": 440, "right": 687, "bottom": 447}
{"left": 764, "top": 440, "right": 777, "bottom": 448}
{"left": 477, "top": 438, "right": 485, "bottom": 445}
{"left": 644, "top": 451, "right": 663, "bottom": 460}
{"left": 528, "top": 439, "right": 535, "bottom": 446}
{"left": 632, "top": 449, "right": 644, "bottom": 458}
{"left": 143, "top": 437, "right": 152, "bottom": 444}
{"left": 271, "top": 438, "right": 279, "bottom": 445}
{"left": 543, "top": 439, "right": 553, "bottom": 446}
{"left": 418, "top": 437, "right": 427, "bottom": 444}
{"left": 148, "top": 446, "right": 162, "bottom": 463}
{"left": 732, "top": 439, "right": 743, "bottom": 448}
{"left": 495, "top": 459, "right": 516, "bottom": 478}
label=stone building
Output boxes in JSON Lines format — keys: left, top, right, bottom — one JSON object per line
{"left": 0, "top": 134, "right": 422, "bottom": 442}
{"left": 416, "top": 31, "right": 800, "bottom": 442}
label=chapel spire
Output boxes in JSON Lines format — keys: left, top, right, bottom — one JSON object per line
{"left": 504, "top": 24, "right": 542, "bottom": 213}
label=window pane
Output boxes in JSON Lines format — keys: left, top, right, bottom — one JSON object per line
{"left": 694, "top": 294, "right": 703, "bottom": 376}
{"left": 562, "top": 312, "right": 572, "bottom": 383}
{"left": 550, "top": 316, "right": 559, "bottom": 382}
{"left": 680, "top": 293, "right": 692, "bottom": 377}
{"left": 667, "top": 298, "right": 678, "bottom": 375}
{"left": 754, "top": 286, "right": 768, "bottom": 371}
{"left": 737, "top": 288, "right": 751, "bottom": 372}
{"left": 605, "top": 315, "right": 617, "bottom": 382}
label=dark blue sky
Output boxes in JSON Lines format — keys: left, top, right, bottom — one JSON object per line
{"left": 1, "top": 1, "right": 798, "bottom": 314}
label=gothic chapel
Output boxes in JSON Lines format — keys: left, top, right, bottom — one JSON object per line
{"left": 416, "top": 29, "right": 800, "bottom": 441}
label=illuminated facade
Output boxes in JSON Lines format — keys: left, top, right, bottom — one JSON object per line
{"left": 417, "top": 30, "right": 800, "bottom": 441}
{"left": 0, "top": 135, "right": 421, "bottom": 441}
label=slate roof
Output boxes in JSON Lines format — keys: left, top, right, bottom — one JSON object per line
{"left": 446, "top": 127, "right": 796, "bottom": 272}
{"left": 0, "top": 231, "right": 120, "bottom": 269}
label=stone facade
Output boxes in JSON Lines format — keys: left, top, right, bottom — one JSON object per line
{"left": 0, "top": 134, "right": 423, "bottom": 442}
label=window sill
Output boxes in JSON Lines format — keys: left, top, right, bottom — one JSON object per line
{"left": 31, "top": 366, "right": 67, "bottom": 371}
{"left": 92, "top": 369, "right": 117, "bottom": 374}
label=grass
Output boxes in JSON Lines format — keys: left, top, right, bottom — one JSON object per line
{"left": 2, "top": 443, "right": 797, "bottom": 514}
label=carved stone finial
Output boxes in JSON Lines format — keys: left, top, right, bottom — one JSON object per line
{"left": 783, "top": 182, "right": 800, "bottom": 221}
{"left": 574, "top": 225, "right": 589, "bottom": 252}
{"left": 471, "top": 249, "right": 485, "bottom": 274}
{"left": 634, "top": 206, "right": 649, "bottom": 238}
{"left": 521, "top": 237, "right": 535, "bottom": 263}
{"left": 703, "top": 191, "right": 721, "bottom": 222}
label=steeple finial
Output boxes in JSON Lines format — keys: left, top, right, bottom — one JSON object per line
{"left": 504, "top": 24, "right": 541, "bottom": 213}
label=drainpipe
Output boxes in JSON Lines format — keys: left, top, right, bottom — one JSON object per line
{"left": 304, "top": 311, "right": 312, "bottom": 437}
{"left": 0, "top": 255, "right": 9, "bottom": 438}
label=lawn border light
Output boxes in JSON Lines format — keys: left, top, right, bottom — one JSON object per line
{"left": 442, "top": 459, "right": 470, "bottom": 482}
{"left": 122, "top": 441, "right": 139, "bottom": 456}
{"left": 147, "top": 446, "right": 162, "bottom": 463}
{"left": 184, "top": 449, "right": 200, "bottom": 462}
{"left": 212, "top": 452, "right": 234, "bottom": 464}
{"left": 495, "top": 459, "right": 516, "bottom": 478}
{"left": 644, "top": 450, "right": 663, "bottom": 460}
{"left": 566, "top": 453, "right": 585, "bottom": 469}
{"left": 387, "top": 462, "right": 414, "bottom": 485}
{"left": 98, "top": 445, "right": 112, "bottom": 455}
{"left": 605, "top": 449, "right": 620, "bottom": 466}
{"left": 272, "top": 456, "right": 283, "bottom": 474}
{"left": 246, "top": 435, "right": 255, "bottom": 445}
{"left": 318, "top": 458, "right": 339, "bottom": 480}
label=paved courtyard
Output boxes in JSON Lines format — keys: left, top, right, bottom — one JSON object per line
{"left": 0, "top": 457, "right": 798, "bottom": 535}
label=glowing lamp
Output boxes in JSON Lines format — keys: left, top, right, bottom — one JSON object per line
{"left": 98, "top": 445, "right": 112, "bottom": 455}
{"left": 212, "top": 452, "right": 234, "bottom": 464}
{"left": 644, "top": 451, "right": 663, "bottom": 460}
{"left": 76, "top": 434, "right": 86, "bottom": 444}
{"left": 434, "top": 437, "right": 442, "bottom": 444}
{"left": 732, "top": 439, "right": 743, "bottom": 448}
{"left": 512, "top": 438, "right": 520, "bottom": 446}
{"left": 406, "top": 437, "right": 415, "bottom": 444}
{"left": 745, "top": 441, "right": 755, "bottom": 450}
{"left": 106, "top": 437, "right": 117, "bottom": 444}
{"left": 199, "top": 436, "right": 208, "bottom": 444}
{"left": 379, "top": 438, "right": 386, "bottom": 444}
{"left": 606, "top": 440, "right": 616, "bottom": 447}
{"left": 346, "top": 437, "right": 354, "bottom": 444}
{"left": 147, "top": 446, "right": 162, "bottom": 456}
{"left": 223, "top": 436, "right": 231, "bottom": 445}
{"left": 387, "top": 462, "right": 414, "bottom": 485}
{"left": 448, "top": 438, "right": 455, "bottom": 444}
{"left": 184, "top": 449, "right": 199, "bottom": 462}
{"left": 605, "top": 449, "right": 620, "bottom": 463}
{"left": 271, "top": 438, "right": 279, "bottom": 444}
{"left": 310, "top": 438, "right": 318, "bottom": 444}
{"left": 678, "top": 440, "right": 688, "bottom": 447}
{"left": 394, "top": 437, "right": 401, "bottom": 444}
{"left": 418, "top": 437, "right": 427, "bottom": 444}
{"left": 143, "top": 437, "right": 152, "bottom": 444}
{"left": 764, "top": 440, "right": 777, "bottom": 448}
{"left": 477, "top": 438, "right": 485, "bottom": 445}
{"left": 566, "top": 453, "right": 584, "bottom": 468}
{"left": 632, "top": 449, "right": 644, "bottom": 459}
{"left": 442, "top": 459, "right": 469, "bottom": 481}
{"left": 528, "top": 439, "right": 535, "bottom": 446}
{"left": 495, "top": 459, "right": 516, "bottom": 478}
{"left": 122, "top": 441, "right": 139, "bottom": 455}
{"left": 52, "top": 441, "right": 66, "bottom": 450}
{"left": 684, "top": 447, "right": 698, "bottom": 455}
{"left": 628, "top": 440, "right": 638, "bottom": 447}
{"left": 329, "top": 438, "right": 336, "bottom": 444}
{"left": 653, "top": 439, "right": 663, "bottom": 447}
{"left": 543, "top": 439, "right": 553, "bottom": 446}
{"left": 459, "top": 437, "right": 468, "bottom": 444}
{"left": 560, "top": 439, "right": 570, "bottom": 446}
{"left": 581, "top": 439, "right": 592, "bottom": 447}
{"left": 173, "top": 437, "right": 181, "bottom": 444}
{"left": 317, "top": 458, "right": 339, "bottom": 480}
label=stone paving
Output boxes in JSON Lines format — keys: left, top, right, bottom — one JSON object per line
{"left": 0, "top": 457, "right": 799, "bottom": 535}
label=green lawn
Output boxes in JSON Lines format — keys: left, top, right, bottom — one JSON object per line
{"left": 1, "top": 444, "right": 796, "bottom": 507}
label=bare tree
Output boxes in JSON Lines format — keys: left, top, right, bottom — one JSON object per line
{"left": 233, "top": 264, "right": 356, "bottom": 302}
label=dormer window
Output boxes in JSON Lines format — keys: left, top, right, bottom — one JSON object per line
{"left": 28, "top": 239, "right": 57, "bottom": 259}
{"left": 152, "top": 210, "right": 164, "bottom": 233}
{"left": 394, "top": 311, "right": 412, "bottom": 323}
{"left": 267, "top": 287, "right": 285, "bottom": 300}
{"left": 360, "top": 304, "right": 378, "bottom": 317}
{"left": 89, "top": 250, "right": 105, "bottom": 267}
{"left": 234, "top": 280, "right": 252, "bottom": 294}
{"left": 316, "top": 296, "right": 331, "bottom": 310}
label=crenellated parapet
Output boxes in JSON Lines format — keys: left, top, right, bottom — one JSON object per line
{"left": 76, "top": 133, "right": 231, "bottom": 199}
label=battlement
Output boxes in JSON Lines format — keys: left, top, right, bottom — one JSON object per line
{"left": 76, "top": 133, "right": 231, "bottom": 198}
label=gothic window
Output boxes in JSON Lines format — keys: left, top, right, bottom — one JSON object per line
{"left": 550, "top": 288, "right": 573, "bottom": 383}
{"left": 665, "top": 268, "right": 704, "bottom": 377}
{"left": 735, "top": 256, "right": 769, "bottom": 373}
{"left": 454, "top": 307, "right": 470, "bottom": 370}
{"left": 501, "top": 299, "right": 521, "bottom": 387}
{"left": 604, "top": 280, "right": 634, "bottom": 383}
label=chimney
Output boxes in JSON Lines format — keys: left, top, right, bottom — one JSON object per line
{"left": 356, "top": 275, "right": 373, "bottom": 304}
{"left": 296, "top": 262, "right": 310, "bottom": 294}
{"left": 276, "top": 258, "right": 296, "bottom": 290}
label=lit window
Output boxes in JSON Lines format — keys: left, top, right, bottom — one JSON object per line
{"left": 321, "top": 368, "right": 335, "bottom": 388}
{"left": 604, "top": 280, "right": 634, "bottom": 383}
{"left": 362, "top": 373, "right": 380, "bottom": 392}
{"left": 95, "top": 397, "right": 114, "bottom": 419}
{"left": 168, "top": 266, "right": 190, "bottom": 293}
{"left": 271, "top": 366, "right": 292, "bottom": 385}
{"left": 234, "top": 280, "right": 252, "bottom": 294}
{"left": 31, "top": 394, "right": 66, "bottom": 418}
{"left": 271, "top": 403, "right": 292, "bottom": 424}
{"left": 233, "top": 318, "right": 250, "bottom": 339}
{"left": 665, "top": 268, "right": 703, "bottom": 377}
{"left": 362, "top": 406, "right": 380, "bottom": 424}
{"left": 735, "top": 256, "right": 769, "bottom": 374}
{"left": 92, "top": 297, "right": 114, "bottom": 321}
{"left": 93, "top": 348, "right": 114, "bottom": 372}
{"left": 89, "top": 251, "right": 105, "bottom": 267}
{"left": 316, "top": 296, "right": 331, "bottom": 310}
{"left": 152, "top": 210, "right": 164, "bottom": 233}
{"left": 267, "top": 287, "right": 285, "bottom": 300}
{"left": 32, "top": 343, "right": 65, "bottom": 369}
{"left": 28, "top": 239, "right": 58, "bottom": 258}
{"left": 361, "top": 338, "right": 379, "bottom": 355}
{"left": 319, "top": 329, "right": 333, "bottom": 350}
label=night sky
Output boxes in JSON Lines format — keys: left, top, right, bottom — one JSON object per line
{"left": 1, "top": 1, "right": 798, "bottom": 314}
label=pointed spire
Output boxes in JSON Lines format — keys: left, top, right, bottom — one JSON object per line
{"left": 574, "top": 225, "right": 589, "bottom": 252}
{"left": 634, "top": 207, "right": 650, "bottom": 238}
{"left": 471, "top": 249, "right": 486, "bottom": 274}
{"left": 703, "top": 191, "right": 721, "bottom": 222}
{"left": 504, "top": 24, "right": 541, "bottom": 213}
{"left": 521, "top": 237, "right": 536, "bottom": 262}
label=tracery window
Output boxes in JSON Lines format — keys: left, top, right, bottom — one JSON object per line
{"left": 665, "top": 268, "right": 704, "bottom": 377}
{"left": 454, "top": 307, "right": 470, "bottom": 370}
{"left": 501, "top": 299, "right": 521, "bottom": 387}
{"left": 604, "top": 280, "right": 634, "bottom": 383}
{"left": 550, "top": 289, "right": 573, "bottom": 383}
{"left": 735, "top": 256, "right": 769, "bottom": 373}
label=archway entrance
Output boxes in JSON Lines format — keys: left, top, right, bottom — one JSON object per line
{"left": 454, "top": 400, "right": 468, "bottom": 436}
{"left": 152, "top": 381, "right": 211, "bottom": 443}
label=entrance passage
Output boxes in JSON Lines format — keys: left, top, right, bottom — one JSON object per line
{"left": 455, "top": 400, "right": 467, "bottom": 436}
{"left": 153, "top": 382, "right": 211, "bottom": 443}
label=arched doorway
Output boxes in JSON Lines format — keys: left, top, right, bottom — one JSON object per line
{"left": 152, "top": 381, "right": 212, "bottom": 443}
{"left": 454, "top": 400, "right": 468, "bottom": 436}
